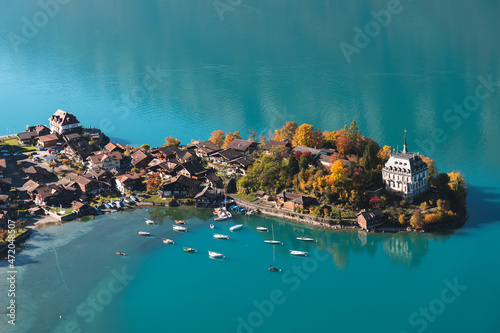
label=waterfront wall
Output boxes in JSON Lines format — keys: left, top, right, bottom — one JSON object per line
{"left": 229, "top": 195, "right": 358, "bottom": 230}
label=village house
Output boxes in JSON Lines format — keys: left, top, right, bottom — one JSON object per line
{"left": 131, "top": 149, "right": 154, "bottom": 169}
{"left": 48, "top": 109, "right": 81, "bottom": 135}
{"left": 277, "top": 191, "right": 315, "bottom": 210}
{"left": 261, "top": 139, "right": 292, "bottom": 153}
{"left": 104, "top": 142, "right": 124, "bottom": 153}
{"left": 157, "top": 175, "right": 200, "bottom": 198}
{"left": 0, "top": 178, "right": 12, "bottom": 193}
{"left": 151, "top": 146, "right": 180, "bottom": 161}
{"left": 22, "top": 179, "right": 41, "bottom": 195}
{"left": 357, "top": 209, "right": 384, "bottom": 230}
{"left": 227, "top": 156, "right": 255, "bottom": 174}
{"left": 115, "top": 172, "right": 141, "bottom": 193}
{"left": 147, "top": 159, "right": 179, "bottom": 178}
{"left": 194, "top": 186, "right": 218, "bottom": 207}
{"left": 37, "top": 134, "right": 59, "bottom": 149}
{"left": 0, "top": 194, "right": 11, "bottom": 209}
{"left": 226, "top": 139, "right": 258, "bottom": 154}
{"left": 0, "top": 159, "right": 5, "bottom": 178}
{"left": 382, "top": 133, "right": 428, "bottom": 202}
{"left": 190, "top": 141, "right": 221, "bottom": 158}
{"left": 72, "top": 201, "right": 90, "bottom": 215}
{"left": 63, "top": 138, "right": 93, "bottom": 162}
{"left": 24, "top": 166, "right": 54, "bottom": 181}
{"left": 209, "top": 149, "right": 244, "bottom": 165}
{"left": 17, "top": 131, "right": 39, "bottom": 145}
{"left": 18, "top": 125, "right": 51, "bottom": 145}
{"left": 176, "top": 150, "right": 197, "bottom": 164}
{"left": 87, "top": 150, "right": 122, "bottom": 170}
{"left": 33, "top": 184, "right": 73, "bottom": 206}
{"left": 85, "top": 166, "right": 112, "bottom": 182}
{"left": 174, "top": 160, "right": 207, "bottom": 179}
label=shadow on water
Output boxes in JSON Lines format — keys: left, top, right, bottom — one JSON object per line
{"left": 461, "top": 185, "right": 500, "bottom": 230}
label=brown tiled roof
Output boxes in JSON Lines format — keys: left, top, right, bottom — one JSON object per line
{"left": 38, "top": 134, "right": 59, "bottom": 143}
{"left": 0, "top": 159, "right": 6, "bottom": 170}
{"left": 262, "top": 140, "right": 290, "bottom": 151}
{"left": 226, "top": 139, "right": 257, "bottom": 151}
{"left": 22, "top": 179, "right": 41, "bottom": 192}
{"left": 48, "top": 109, "right": 80, "bottom": 126}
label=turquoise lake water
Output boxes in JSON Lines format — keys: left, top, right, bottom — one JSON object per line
{"left": 1, "top": 0, "right": 500, "bottom": 332}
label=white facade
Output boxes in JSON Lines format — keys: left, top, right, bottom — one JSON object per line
{"left": 382, "top": 139, "right": 428, "bottom": 202}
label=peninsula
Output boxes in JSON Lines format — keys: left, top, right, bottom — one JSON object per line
{"left": 0, "top": 110, "right": 468, "bottom": 252}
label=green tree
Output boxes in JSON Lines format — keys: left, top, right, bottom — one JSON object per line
{"left": 140, "top": 144, "right": 150, "bottom": 151}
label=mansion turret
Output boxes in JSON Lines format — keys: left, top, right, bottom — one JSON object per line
{"left": 382, "top": 132, "right": 428, "bottom": 202}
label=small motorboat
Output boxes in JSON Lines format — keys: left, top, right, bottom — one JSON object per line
{"left": 210, "top": 224, "right": 215, "bottom": 229}
{"left": 173, "top": 225, "right": 187, "bottom": 232}
{"left": 208, "top": 251, "right": 224, "bottom": 259}
{"left": 268, "top": 266, "right": 281, "bottom": 272}
{"left": 213, "top": 234, "right": 230, "bottom": 240}
{"left": 214, "top": 216, "right": 228, "bottom": 221}
{"left": 264, "top": 240, "right": 282, "bottom": 244}
{"left": 256, "top": 227, "right": 268, "bottom": 232}
{"left": 138, "top": 231, "right": 150, "bottom": 236}
{"left": 183, "top": 247, "right": 197, "bottom": 253}
{"left": 163, "top": 238, "right": 174, "bottom": 245}
{"left": 296, "top": 237, "right": 315, "bottom": 242}
{"left": 175, "top": 220, "right": 185, "bottom": 225}
{"left": 116, "top": 252, "right": 126, "bottom": 256}
{"left": 290, "top": 250, "right": 308, "bottom": 256}
{"left": 145, "top": 219, "right": 155, "bottom": 225}
{"left": 229, "top": 224, "right": 243, "bottom": 232}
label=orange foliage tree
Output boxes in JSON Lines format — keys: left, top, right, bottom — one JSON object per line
{"left": 209, "top": 130, "right": 225, "bottom": 147}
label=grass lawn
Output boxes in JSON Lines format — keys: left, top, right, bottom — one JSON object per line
{"left": 0, "top": 228, "right": 29, "bottom": 244}
{"left": 48, "top": 207, "right": 74, "bottom": 216}
{"left": 0, "top": 137, "right": 37, "bottom": 153}
{"left": 235, "top": 193, "right": 258, "bottom": 202}
{"left": 143, "top": 195, "right": 167, "bottom": 203}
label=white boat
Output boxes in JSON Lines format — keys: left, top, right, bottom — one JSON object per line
{"left": 163, "top": 238, "right": 174, "bottom": 245}
{"left": 208, "top": 251, "right": 225, "bottom": 259}
{"left": 264, "top": 240, "right": 282, "bottom": 244}
{"left": 256, "top": 227, "right": 268, "bottom": 232}
{"left": 296, "top": 237, "right": 315, "bottom": 242}
{"left": 229, "top": 224, "right": 243, "bottom": 232}
{"left": 264, "top": 224, "right": 281, "bottom": 244}
{"left": 214, "top": 216, "right": 228, "bottom": 221}
{"left": 290, "top": 250, "right": 308, "bottom": 256}
{"left": 145, "top": 219, "right": 155, "bottom": 225}
{"left": 210, "top": 224, "right": 215, "bottom": 229}
{"left": 173, "top": 225, "right": 187, "bottom": 232}
{"left": 138, "top": 231, "right": 150, "bottom": 236}
{"left": 213, "top": 233, "right": 230, "bottom": 240}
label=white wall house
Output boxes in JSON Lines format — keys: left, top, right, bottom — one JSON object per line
{"left": 48, "top": 109, "right": 81, "bottom": 134}
{"left": 382, "top": 133, "right": 429, "bottom": 202}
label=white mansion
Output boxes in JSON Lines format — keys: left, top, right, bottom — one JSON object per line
{"left": 382, "top": 133, "right": 429, "bottom": 202}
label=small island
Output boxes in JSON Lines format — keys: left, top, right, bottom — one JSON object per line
{"left": 0, "top": 110, "right": 467, "bottom": 252}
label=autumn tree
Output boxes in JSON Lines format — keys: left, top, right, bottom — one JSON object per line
{"left": 146, "top": 173, "right": 162, "bottom": 194}
{"left": 276, "top": 121, "right": 298, "bottom": 142}
{"left": 248, "top": 128, "right": 257, "bottom": 142}
{"left": 336, "top": 136, "right": 354, "bottom": 156}
{"left": 328, "top": 160, "right": 349, "bottom": 184}
{"left": 49, "top": 161, "right": 58, "bottom": 172}
{"left": 222, "top": 131, "right": 241, "bottom": 149}
{"left": 369, "top": 196, "right": 380, "bottom": 209}
{"left": 410, "top": 209, "right": 424, "bottom": 229}
{"left": 209, "top": 130, "right": 225, "bottom": 147}
{"left": 293, "top": 123, "right": 323, "bottom": 148}
{"left": 377, "top": 145, "right": 392, "bottom": 163}
{"left": 398, "top": 214, "right": 406, "bottom": 225}
{"left": 421, "top": 156, "right": 437, "bottom": 185}
{"left": 164, "top": 136, "right": 181, "bottom": 147}
{"left": 140, "top": 144, "right": 150, "bottom": 151}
